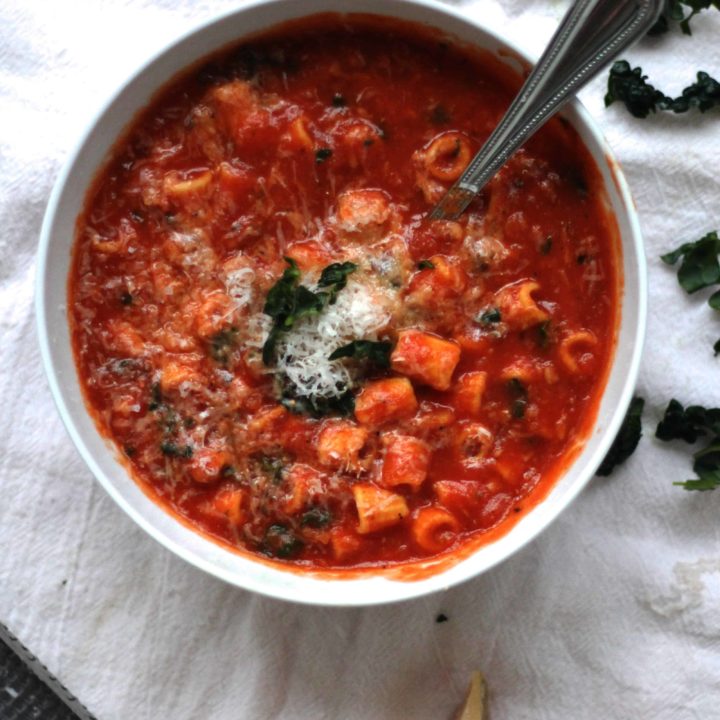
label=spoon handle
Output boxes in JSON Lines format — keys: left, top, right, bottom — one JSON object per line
{"left": 429, "top": 0, "right": 665, "bottom": 220}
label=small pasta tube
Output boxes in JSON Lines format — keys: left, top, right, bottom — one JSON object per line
{"left": 453, "top": 372, "right": 488, "bottom": 417}
{"left": 353, "top": 484, "right": 409, "bottom": 534}
{"left": 423, "top": 132, "right": 472, "bottom": 182}
{"left": 391, "top": 329, "right": 461, "bottom": 391}
{"left": 317, "top": 421, "right": 369, "bottom": 471}
{"left": 558, "top": 329, "right": 598, "bottom": 374}
{"left": 493, "top": 279, "right": 549, "bottom": 330}
{"left": 354, "top": 377, "right": 418, "bottom": 426}
{"left": 381, "top": 434, "right": 431, "bottom": 490}
{"left": 411, "top": 506, "right": 460, "bottom": 553}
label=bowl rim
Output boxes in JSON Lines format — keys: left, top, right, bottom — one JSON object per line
{"left": 35, "top": 0, "right": 647, "bottom": 606}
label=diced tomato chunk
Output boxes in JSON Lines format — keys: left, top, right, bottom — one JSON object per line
{"left": 381, "top": 435, "right": 430, "bottom": 490}
{"left": 390, "top": 329, "right": 461, "bottom": 391}
{"left": 453, "top": 372, "right": 487, "bottom": 417}
{"left": 354, "top": 378, "right": 418, "bottom": 426}
{"left": 317, "top": 421, "right": 368, "bottom": 470}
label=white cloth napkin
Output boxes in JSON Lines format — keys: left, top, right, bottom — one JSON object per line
{"left": 2, "top": 1, "right": 719, "bottom": 718}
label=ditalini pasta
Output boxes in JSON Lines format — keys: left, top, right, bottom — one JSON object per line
{"left": 69, "top": 16, "right": 619, "bottom": 568}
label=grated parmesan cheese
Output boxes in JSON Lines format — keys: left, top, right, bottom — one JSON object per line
{"left": 263, "top": 277, "right": 396, "bottom": 400}
{"left": 224, "top": 266, "right": 256, "bottom": 310}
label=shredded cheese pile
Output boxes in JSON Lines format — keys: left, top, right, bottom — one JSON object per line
{"left": 267, "top": 277, "right": 393, "bottom": 399}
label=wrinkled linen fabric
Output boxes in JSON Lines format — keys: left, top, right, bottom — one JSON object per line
{"left": 1, "top": 1, "right": 719, "bottom": 718}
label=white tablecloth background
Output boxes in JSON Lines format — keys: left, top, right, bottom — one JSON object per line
{"left": 2, "top": 1, "right": 719, "bottom": 718}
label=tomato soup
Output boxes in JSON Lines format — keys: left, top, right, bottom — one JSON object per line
{"left": 70, "top": 16, "right": 619, "bottom": 568}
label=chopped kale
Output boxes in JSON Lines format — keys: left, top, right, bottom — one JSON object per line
{"left": 650, "top": 0, "right": 720, "bottom": 35}
{"left": 478, "top": 308, "right": 502, "bottom": 325}
{"left": 605, "top": 61, "right": 666, "bottom": 118}
{"left": 259, "top": 455, "right": 285, "bottom": 484}
{"left": 662, "top": 231, "right": 720, "bottom": 294}
{"left": 301, "top": 507, "right": 332, "bottom": 528}
{"left": 430, "top": 104, "right": 450, "bottom": 125}
{"left": 209, "top": 327, "right": 239, "bottom": 364}
{"left": 537, "top": 321, "right": 551, "bottom": 349}
{"left": 662, "top": 231, "right": 720, "bottom": 353}
{"left": 606, "top": 61, "right": 720, "bottom": 118}
{"left": 596, "top": 396, "right": 645, "bottom": 476}
{"left": 329, "top": 340, "right": 392, "bottom": 369}
{"left": 148, "top": 382, "right": 162, "bottom": 412}
{"left": 656, "top": 399, "right": 720, "bottom": 491}
{"left": 280, "top": 390, "right": 355, "bottom": 418}
{"left": 160, "top": 442, "right": 193, "bottom": 459}
{"left": 657, "top": 401, "right": 720, "bottom": 489}
{"left": 656, "top": 398, "right": 720, "bottom": 443}
{"left": 507, "top": 378, "right": 528, "bottom": 419}
{"left": 317, "top": 261, "right": 358, "bottom": 302}
{"left": 540, "top": 236, "right": 553, "bottom": 255}
{"left": 262, "top": 524, "right": 303, "bottom": 558}
{"left": 315, "top": 148, "right": 333, "bottom": 163}
{"left": 262, "top": 258, "right": 356, "bottom": 365}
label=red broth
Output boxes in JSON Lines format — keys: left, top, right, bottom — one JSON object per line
{"left": 69, "top": 15, "right": 619, "bottom": 569}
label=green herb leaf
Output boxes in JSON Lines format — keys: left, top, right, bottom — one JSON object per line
{"left": 301, "top": 507, "right": 332, "bottom": 528}
{"left": 478, "top": 308, "right": 502, "bottom": 325}
{"left": 417, "top": 259, "right": 435, "bottom": 270}
{"left": 649, "top": 1, "right": 720, "bottom": 35}
{"left": 331, "top": 93, "right": 346, "bottom": 107}
{"left": 539, "top": 236, "right": 553, "bottom": 255}
{"left": 317, "top": 261, "right": 357, "bottom": 293}
{"left": 673, "top": 474, "right": 720, "bottom": 491}
{"left": 662, "top": 231, "right": 720, "bottom": 294}
{"left": 430, "top": 105, "right": 450, "bottom": 125}
{"left": 606, "top": 62, "right": 720, "bottom": 118}
{"left": 605, "top": 61, "right": 667, "bottom": 118}
{"left": 537, "top": 321, "right": 551, "bottom": 349}
{"left": 281, "top": 390, "right": 355, "bottom": 418}
{"left": 657, "top": 400, "right": 720, "bottom": 491}
{"left": 329, "top": 340, "right": 392, "bottom": 368}
{"left": 262, "top": 524, "right": 303, "bottom": 558}
{"left": 263, "top": 257, "right": 301, "bottom": 319}
{"left": 209, "top": 328, "right": 239, "bottom": 363}
{"left": 507, "top": 378, "right": 528, "bottom": 420}
{"left": 262, "top": 259, "right": 356, "bottom": 365}
{"left": 148, "top": 382, "right": 162, "bottom": 411}
{"left": 315, "top": 148, "right": 333, "bottom": 163}
{"left": 709, "top": 289, "right": 720, "bottom": 310}
{"left": 656, "top": 398, "right": 720, "bottom": 443}
{"left": 259, "top": 455, "right": 285, "bottom": 484}
{"left": 674, "top": 440, "right": 720, "bottom": 491}
{"left": 596, "top": 396, "right": 645, "bottom": 476}
{"left": 160, "top": 442, "right": 193, "bottom": 459}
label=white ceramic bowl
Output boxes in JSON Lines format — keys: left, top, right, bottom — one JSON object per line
{"left": 36, "top": 0, "right": 646, "bottom": 606}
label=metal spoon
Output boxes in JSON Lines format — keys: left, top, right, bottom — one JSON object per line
{"left": 429, "top": 0, "right": 665, "bottom": 221}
